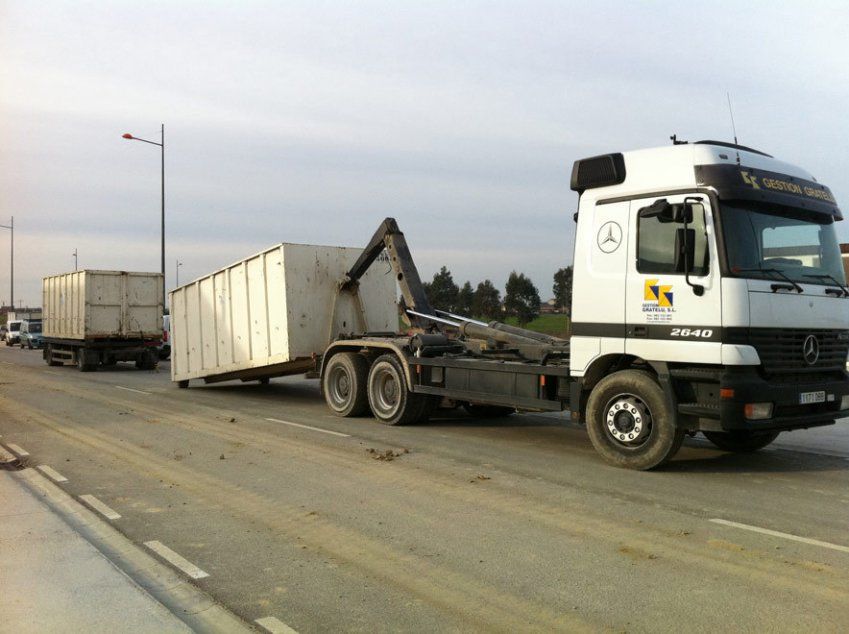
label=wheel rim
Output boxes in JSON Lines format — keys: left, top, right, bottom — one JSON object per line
{"left": 604, "top": 393, "right": 653, "bottom": 447}
{"left": 370, "top": 363, "right": 401, "bottom": 418}
{"left": 327, "top": 365, "right": 353, "bottom": 410}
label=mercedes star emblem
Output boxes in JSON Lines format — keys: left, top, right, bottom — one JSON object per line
{"left": 597, "top": 221, "right": 622, "bottom": 254}
{"left": 802, "top": 334, "right": 819, "bottom": 366}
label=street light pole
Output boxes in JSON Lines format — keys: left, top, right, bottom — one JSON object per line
{"left": 73, "top": 248, "right": 78, "bottom": 271}
{"left": 0, "top": 217, "right": 13, "bottom": 309}
{"left": 176, "top": 259, "right": 183, "bottom": 287}
{"left": 122, "top": 125, "right": 165, "bottom": 309}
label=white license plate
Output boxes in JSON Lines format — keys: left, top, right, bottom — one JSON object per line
{"left": 799, "top": 391, "right": 826, "bottom": 405}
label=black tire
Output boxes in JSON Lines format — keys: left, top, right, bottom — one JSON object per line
{"left": 28, "top": 343, "right": 33, "bottom": 350}
{"left": 158, "top": 347, "right": 171, "bottom": 361}
{"left": 77, "top": 353, "right": 97, "bottom": 372}
{"left": 177, "top": 380, "right": 190, "bottom": 389}
{"left": 462, "top": 403, "right": 516, "bottom": 418}
{"left": 258, "top": 377, "right": 270, "bottom": 385}
{"left": 135, "top": 350, "right": 158, "bottom": 370}
{"left": 45, "top": 347, "right": 62, "bottom": 367}
{"left": 585, "top": 370, "right": 685, "bottom": 470}
{"left": 703, "top": 430, "right": 780, "bottom": 453}
{"left": 323, "top": 352, "right": 370, "bottom": 417}
{"left": 367, "top": 354, "right": 423, "bottom": 425}
{"left": 102, "top": 355, "right": 117, "bottom": 367}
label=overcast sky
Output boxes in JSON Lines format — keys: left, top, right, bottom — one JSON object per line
{"left": 1, "top": 0, "right": 848, "bottom": 307}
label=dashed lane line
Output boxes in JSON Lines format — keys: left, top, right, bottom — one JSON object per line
{"left": 255, "top": 616, "right": 299, "bottom": 634}
{"left": 114, "top": 385, "right": 152, "bottom": 395}
{"left": 265, "top": 417, "right": 350, "bottom": 438}
{"left": 710, "top": 518, "right": 849, "bottom": 554}
{"left": 5, "top": 443, "right": 29, "bottom": 458}
{"left": 144, "top": 540, "right": 210, "bottom": 579}
{"left": 79, "top": 494, "right": 121, "bottom": 520}
{"left": 36, "top": 465, "right": 68, "bottom": 483}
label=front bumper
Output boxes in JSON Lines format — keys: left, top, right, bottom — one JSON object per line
{"left": 716, "top": 368, "right": 849, "bottom": 432}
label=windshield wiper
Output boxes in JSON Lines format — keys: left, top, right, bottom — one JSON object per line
{"left": 803, "top": 273, "right": 849, "bottom": 297}
{"left": 734, "top": 267, "right": 804, "bottom": 293}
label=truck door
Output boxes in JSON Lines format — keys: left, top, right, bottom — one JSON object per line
{"left": 624, "top": 194, "right": 722, "bottom": 364}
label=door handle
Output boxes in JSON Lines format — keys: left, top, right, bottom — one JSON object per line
{"left": 631, "top": 325, "right": 647, "bottom": 337}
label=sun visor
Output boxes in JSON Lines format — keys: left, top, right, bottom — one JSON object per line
{"left": 695, "top": 163, "right": 841, "bottom": 219}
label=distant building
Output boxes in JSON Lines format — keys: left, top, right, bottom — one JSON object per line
{"left": 539, "top": 298, "right": 560, "bottom": 314}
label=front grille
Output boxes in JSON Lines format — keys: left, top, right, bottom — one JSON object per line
{"left": 726, "top": 328, "right": 849, "bottom": 378}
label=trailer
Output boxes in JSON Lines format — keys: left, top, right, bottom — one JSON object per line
{"left": 42, "top": 270, "right": 164, "bottom": 371}
{"left": 169, "top": 242, "right": 397, "bottom": 388}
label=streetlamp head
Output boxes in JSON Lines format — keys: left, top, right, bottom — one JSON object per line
{"left": 122, "top": 133, "right": 134, "bottom": 139}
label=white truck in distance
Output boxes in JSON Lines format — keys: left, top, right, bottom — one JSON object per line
{"left": 174, "top": 139, "right": 849, "bottom": 470}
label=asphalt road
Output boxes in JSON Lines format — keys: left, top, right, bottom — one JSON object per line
{"left": 2, "top": 344, "right": 849, "bottom": 632}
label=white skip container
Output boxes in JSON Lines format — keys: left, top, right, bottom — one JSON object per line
{"left": 170, "top": 243, "right": 397, "bottom": 386}
{"left": 42, "top": 270, "right": 164, "bottom": 371}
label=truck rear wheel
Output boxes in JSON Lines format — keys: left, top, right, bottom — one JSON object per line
{"left": 77, "top": 353, "right": 97, "bottom": 372}
{"left": 367, "top": 354, "right": 423, "bottom": 425}
{"left": 323, "top": 352, "right": 370, "bottom": 417}
{"left": 585, "top": 370, "right": 684, "bottom": 470}
{"left": 703, "top": 430, "right": 780, "bottom": 453}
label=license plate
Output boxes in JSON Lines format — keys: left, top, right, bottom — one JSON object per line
{"left": 799, "top": 391, "right": 826, "bottom": 405}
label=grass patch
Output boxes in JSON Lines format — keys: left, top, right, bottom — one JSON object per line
{"left": 504, "top": 314, "right": 570, "bottom": 337}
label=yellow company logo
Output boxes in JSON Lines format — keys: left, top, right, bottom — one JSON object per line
{"left": 741, "top": 171, "right": 760, "bottom": 189}
{"left": 644, "top": 279, "right": 674, "bottom": 307}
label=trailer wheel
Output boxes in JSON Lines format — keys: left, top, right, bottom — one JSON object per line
{"left": 177, "top": 380, "right": 190, "bottom": 389}
{"left": 323, "top": 352, "right": 370, "bottom": 417}
{"left": 585, "top": 370, "right": 684, "bottom": 470}
{"left": 703, "top": 430, "right": 780, "bottom": 453}
{"left": 45, "top": 347, "right": 63, "bottom": 367}
{"left": 367, "top": 354, "right": 423, "bottom": 425}
{"left": 462, "top": 403, "right": 515, "bottom": 418}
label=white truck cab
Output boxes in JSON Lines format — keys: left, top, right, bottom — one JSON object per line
{"left": 569, "top": 140, "right": 849, "bottom": 464}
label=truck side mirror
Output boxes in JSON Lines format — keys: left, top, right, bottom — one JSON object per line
{"left": 639, "top": 199, "right": 671, "bottom": 218}
{"left": 674, "top": 228, "right": 696, "bottom": 273}
{"left": 673, "top": 204, "right": 693, "bottom": 224}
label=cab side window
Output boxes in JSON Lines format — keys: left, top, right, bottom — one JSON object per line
{"left": 637, "top": 202, "right": 709, "bottom": 276}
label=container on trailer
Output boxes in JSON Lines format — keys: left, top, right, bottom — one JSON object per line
{"left": 170, "top": 243, "right": 397, "bottom": 385}
{"left": 42, "top": 270, "right": 164, "bottom": 340}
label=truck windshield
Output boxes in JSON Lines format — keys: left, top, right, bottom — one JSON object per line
{"left": 721, "top": 202, "right": 845, "bottom": 285}
{"left": 29, "top": 323, "right": 42, "bottom": 333}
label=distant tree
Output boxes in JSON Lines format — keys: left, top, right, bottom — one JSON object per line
{"left": 504, "top": 271, "right": 540, "bottom": 325}
{"left": 426, "top": 266, "right": 459, "bottom": 312}
{"left": 553, "top": 266, "right": 573, "bottom": 313}
{"left": 456, "top": 281, "right": 474, "bottom": 316}
{"left": 472, "top": 279, "right": 502, "bottom": 321}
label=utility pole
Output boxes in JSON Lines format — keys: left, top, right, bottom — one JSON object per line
{"left": 176, "top": 259, "right": 183, "bottom": 287}
{"left": 73, "top": 248, "right": 78, "bottom": 271}
{"left": 0, "top": 217, "right": 13, "bottom": 308}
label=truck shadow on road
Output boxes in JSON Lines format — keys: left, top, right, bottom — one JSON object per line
{"left": 667, "top": 441, "right": 849, "bottom": 474}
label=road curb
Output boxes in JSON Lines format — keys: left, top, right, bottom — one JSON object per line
{"left": 13, "top": 468, "right": 252, "bottom": 633}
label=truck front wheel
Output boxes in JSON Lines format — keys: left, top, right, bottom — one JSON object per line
{"left": 367, "top": 354, "right": 423, "bottom": 425}
{"left": 323, "top": 352, "right": 370, "bottom": 417}
{"left": 703, "top": 430, "right": 780, "bottom": 453}
{"left": 585, "top": 370, "right": 684, "bottom": 470}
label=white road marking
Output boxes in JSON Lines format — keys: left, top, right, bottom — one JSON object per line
{"left": 710, "top": 518, "right": 849, "bottom": 554}
{"left": 265, "top": 418, "right": 350, "bottom": 438}
{"left": 255, "top": 616, "right": 299, "bottom": 634}
{"left": 143, "top": 540, "right": 209, "bottom": 579}
{"left": 79, "top": 494, "right": 121, "bottom": 520}
{"left": 0, "top": 446, "right": 16, "bottom": 463}
{"left": 115, "top": 385, "right": 151, "bottom": 395}
{"left": 37, "top": 465, "right": 68, "bottom": 483}
{"left": 6, "top": 443, "right": 29, "bottom": 457}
